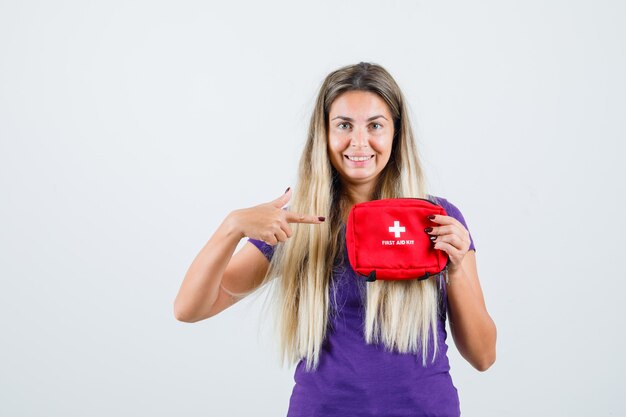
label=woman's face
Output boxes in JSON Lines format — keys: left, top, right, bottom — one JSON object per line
{"left": 327, "top": 90, "right": 395, "bottom": 191}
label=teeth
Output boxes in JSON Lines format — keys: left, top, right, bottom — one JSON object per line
{"left": 347, "top": 155, "right": 373, "bottom": 161}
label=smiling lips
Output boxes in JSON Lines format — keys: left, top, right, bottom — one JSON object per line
{"left": 345, "top": 154, "right": 374, "bottom": 162}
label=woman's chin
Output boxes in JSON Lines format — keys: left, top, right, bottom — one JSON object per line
{"left": 341, "top": 170, "right": 380, "bottom": 183}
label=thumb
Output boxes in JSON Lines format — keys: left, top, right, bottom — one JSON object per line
{"left": 271, "top": 187, "right": 292, "bottom": 208}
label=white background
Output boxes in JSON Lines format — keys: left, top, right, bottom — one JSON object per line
{"left": 1, "top": 1, "right": 624, "bottom": 416}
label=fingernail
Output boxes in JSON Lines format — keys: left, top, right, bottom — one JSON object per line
{"left": 285, "top": 187, "right": 290, "bottom": 194}
{"left": 428, "top": 215, "right": 435, "bottom": 220}
{"left": 318, "top": 216, "right": 326, "bottom": 221}
{"left": 429, "top": 235, "right": 437, "bottom": 241}
{"left": 424, "top": 227, "right": 433, "bottom": 233}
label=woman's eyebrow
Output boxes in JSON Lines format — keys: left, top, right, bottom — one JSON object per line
{"left": 331, "top": 115, "right": 388, "bottom": 122}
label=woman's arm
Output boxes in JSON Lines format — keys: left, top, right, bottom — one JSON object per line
{"left": 445, "top": 250, "right": 497, "bottom": 371}
{"left": 173, "top": 188, "right": 325, "bottom": 322}
{"left": 173, "top": 212, "right": 251, "bottom": 323}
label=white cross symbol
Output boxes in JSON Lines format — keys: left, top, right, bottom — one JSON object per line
{"left": 388, "top": 220, "right": 406, "bottom": 238}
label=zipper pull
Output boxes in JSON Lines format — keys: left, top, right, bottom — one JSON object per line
{"left": 445, "top": 265, "right": 449, "bottom": 285}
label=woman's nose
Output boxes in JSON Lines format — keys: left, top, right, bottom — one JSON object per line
{"left": 350, "top": 128, "right": 369, "bottom": 148}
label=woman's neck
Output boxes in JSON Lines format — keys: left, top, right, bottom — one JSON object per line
{"left": 342, "top": 182, "right": 375, "bottom": 205}
{"left": 339, "top": 188, "right": 376, "bottom": 224}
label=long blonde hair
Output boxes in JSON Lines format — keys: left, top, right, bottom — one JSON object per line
{"left": 255, "top": 62, "right": 440, "bottom": 372}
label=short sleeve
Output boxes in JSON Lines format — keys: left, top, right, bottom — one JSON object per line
{"left": 434, "top": 196, "right": 476, "bottom": 252}
{"left": 247, "top": 238, "right": 275, "bottom": 262}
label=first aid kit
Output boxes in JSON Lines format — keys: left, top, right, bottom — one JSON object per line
{"left": 345, "top": 197, "right": 450, "bottom": 282}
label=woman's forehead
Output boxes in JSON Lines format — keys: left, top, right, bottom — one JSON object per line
{"left": 328, "top": 91, "right": 392, "bottom": 120}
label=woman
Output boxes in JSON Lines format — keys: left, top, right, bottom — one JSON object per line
{"left": 174, "top": 62, "right": 497, "bottom": 416}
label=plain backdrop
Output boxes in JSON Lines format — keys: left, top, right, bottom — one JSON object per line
{"left": 1, "top": 1, "right": 625, "bottom": 416}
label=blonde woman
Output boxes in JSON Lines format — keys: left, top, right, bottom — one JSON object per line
{"left": 174, "top": 62, "right": 497, "bottom": 416}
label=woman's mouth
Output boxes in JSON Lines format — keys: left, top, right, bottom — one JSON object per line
{"left": 346, "top": 155, "right": 374, "bottom": 162}
{"left": 345, "top": 154, "right": 374, "bottom": 166}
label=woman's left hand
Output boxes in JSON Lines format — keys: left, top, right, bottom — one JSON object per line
{"left": 425, "top": 214, "right": 472, "bottom": 273}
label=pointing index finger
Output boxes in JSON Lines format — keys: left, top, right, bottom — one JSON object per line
{"left": 284, "top": 211, "right": 325, "bottom": 224}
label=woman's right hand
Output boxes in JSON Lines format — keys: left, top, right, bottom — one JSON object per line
{"left": 230, "top": 187, "right": 326, "bottom": 245}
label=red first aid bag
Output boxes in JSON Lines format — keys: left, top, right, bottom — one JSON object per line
{"left": 345, "top": 197, "right": 450, "bottom": 282}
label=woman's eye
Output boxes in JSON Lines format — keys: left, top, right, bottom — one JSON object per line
{"left": 337, "top": 122, "right": 382, "bottom": 130}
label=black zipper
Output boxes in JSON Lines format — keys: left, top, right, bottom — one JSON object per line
{"left": 401, "top": 196, "right": 440, "bottom": 206}
{"left": 367, "top": 196, "right": 441, "bottom": 206}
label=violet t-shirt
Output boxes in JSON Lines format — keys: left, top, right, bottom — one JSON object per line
{"left": 248, "top": 196, "right": 476, "bottom": 417}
